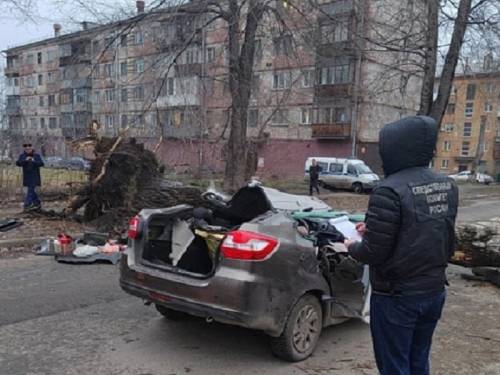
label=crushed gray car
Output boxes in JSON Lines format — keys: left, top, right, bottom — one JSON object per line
{"left": 120, "top": 183, "right": 369, "bottom": 362}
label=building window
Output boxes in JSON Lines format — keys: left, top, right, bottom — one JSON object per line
{"left": 321, "top": 20, "right": 349, "bottom": 44}
{"left": 30, "top": 118, "right": 37, "bottom": 129}
{"left": 133, "top": 85, "right": 144, "bottom": 100}
{"left": 93, "top": 91, "right": 100, "bottom": 105}
{"left": 39, "top": 96, "right": 44, "bottom": 107}
{"left": 37, "top": 52, "right": 42, "bottom": 64}
{"left": 319, "top": 64, "right": 350, "bottom": 85}
{"left": 92, "top": 40, "right": 100, "bottom": 54}
{"left": 60, "top": 90, "right": 73, "bottom": 104}
{"left": 49, "top": 117, "right": 57, "bottom": 129}
{"left": 446, "top": 103, "right": 455, "bottom": 114}
{"left": 206, "top": 47, "right": 216, "bottom": 63}
{"left": 466, "top": 84, "right": 476, "bottom": 100}
{"left": 301, "top": 108, "right": 313, "bottom": 125}
{"left": 484, "top": 103, "right": 493, "bottom": 112}
{"left": 443, "top": 123, "right": 454, "bottom": 132}
{"left": 121, "top": 114, "right": 128, "bottom": 128}
{"left": 104, "top": 63, "right": 114, "bottom": 78}
{"left": 441, "top": 159, "right": 449, "bottom": 169}
{"left": 251, "top": 74, "right": 260, "bottom": 93}
{"left": 248, "top": 109, "right": 259, "bottom": 128}
{"left": 121, "top": 62, "right": 128, "bottom": 76}
{"left": 465, "top": 102, "right": 473, "bottom": 117}
{"left": 105, "top": 89, "right": 115, "bottom": 102}
{"left": 461, "top": 141, "right": 470, "bottom": 156}
{"left": 273, "top": 34, "right": 293, "bottom": 56}
{"left": 59, "top": 44, "right": 72, "bottom": 57}
{"left": 48, "top": 95, "right": 56, "bottom": 107}
{"left": 271, "top": 109, "right": 289, "bottom": 125}
{"left": 40, "top": 118, "right": 46, "bottom": 129}
{"left": 105, "top": 115, "right": 115, "bottom": 129}
{"left": 120, "top": 34, "right": 128, "bottom": 47}
{"left": 26, "top": 54, "right": 34, "bottom": 64}
{"left": 167, "top": 77, "right": 175, "bottom": 96}
{"left": 254, "top": 39, "right": 262, "bottom": 60}
{"left": 185, "top": 48, "right": 199, "bottom": 64}
{"left": 135, "top": 58, "right": 145, "bottom": 73}
{"left": 302, "top": 70, "right": 314, "bottom": 88}
{"left": 463, "top": 122, "right": 472, "bottom": 137}
{"left": 135, "top": 32, "right": 144, "bottom": 45}
{"left": 38, "top": 74, "right": 43, "bottom": 86}
{"left": 76, "top": 89, "right": 87, "bottom": 103}
{"left": 443, "top": 140, "right": 451, "bottom": 151}
{"left": 121, "top": 88, "right": 128, "bottom": 102}
{"left": 273, "top": 71, "right": 292, "bottom": 90}
{"left": 319, "top": 107, "right": 350, "bottom": 123}
{"left": 485, "top": 83, "right": 495, "bottom": 95}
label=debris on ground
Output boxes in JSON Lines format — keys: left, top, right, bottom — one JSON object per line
{"left": 0, "top": 218, "right": 24, "bottom": 232}
{"left": 453, "top": 217, "right": 500, "bottom": 268}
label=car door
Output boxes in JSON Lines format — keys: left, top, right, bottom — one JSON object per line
{"left": 329, "top": 259, "right": 371, "bottom": 322}
{"left": 344, "top": 164, "right": 359, "bottom": 191}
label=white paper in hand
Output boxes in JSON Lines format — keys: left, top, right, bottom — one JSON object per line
{"left": 328, "top": 216, "right": 362, "bottom": 242}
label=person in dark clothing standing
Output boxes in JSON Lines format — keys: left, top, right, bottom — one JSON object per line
{"left": 16, "top": 143, "right": 44, "bottom": 210}
{"left": 309, "top": 159, "right": 322, "bottom": 196}
{"left": 344, "top": 116, "right": 459, "bottom": 375}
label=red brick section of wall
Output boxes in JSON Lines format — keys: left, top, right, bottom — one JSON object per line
{"left": 153, "top": 138, "right": 352, "bottom": 179}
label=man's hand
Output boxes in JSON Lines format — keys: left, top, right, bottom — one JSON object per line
{"left": 356, "top": 222, "right": 366, "bottom": 236}
{"left": 332, "top": 242, "right": 349, "bottom": 253}
{"left": 26, "top": 157, "right": 33, "bottom": 162}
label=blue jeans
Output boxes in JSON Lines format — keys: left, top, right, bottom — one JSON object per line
{"left": 24, "top": 185, "right": 41, "bottom": 208}
{"left": 370, "top": 291, "right": 446, "bottom": 375}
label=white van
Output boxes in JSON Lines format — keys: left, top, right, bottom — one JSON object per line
{"left": 305, "top": 157, "right": 380, "bottom": 193}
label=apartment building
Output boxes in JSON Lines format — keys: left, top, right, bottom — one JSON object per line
{"left": 4, "top": 0, "right": 421, "bottom": 177}
{"left": 433, "top": 71, "right": 500, "bottom": 181}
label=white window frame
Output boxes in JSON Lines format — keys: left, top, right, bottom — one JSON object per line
{"left": 463, "top": 122, "right": 472, "bottom": 137}
{"left": 302, "top": 70, "right": 314, "bottom": 88}
{"left": 484, "top": 103, "right": 493, "bottom": 112}
{"left": 300, "top": 108, "right": 313, "bottom": 125}
{"left": 273, "top": 71, "right": 292, "bottom": 90}
{"left": 440, "top": 159, "right": 449, "bottom": 169}
{"left": 443, "top": 140, "right": 451, "bottom": 152}
{"left": 465, "top": 102, "right": 474, "bottom": 117}
{"left": 271, "top": 108, "right": 289, "bottom": 125}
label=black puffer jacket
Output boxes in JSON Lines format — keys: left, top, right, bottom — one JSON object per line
{"left": 349, "top": 116, "right": 459, "bottom": 295}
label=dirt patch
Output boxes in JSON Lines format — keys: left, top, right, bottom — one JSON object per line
{"left": 320, "top": 193, "right": 369, "bottom": 213}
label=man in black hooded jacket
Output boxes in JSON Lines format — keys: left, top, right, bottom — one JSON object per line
{"left": 345, "top": 116, "right": 458, "bottom": 375}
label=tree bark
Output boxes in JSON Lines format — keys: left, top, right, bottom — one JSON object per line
{"left": 223, "top": 0, "right": 266, "bottom": 192}
{"left": 418, "top": 0, "right": 439, "bottom": 115}
{"left": 429, "top": 0, "right": 473, "bottom": 124}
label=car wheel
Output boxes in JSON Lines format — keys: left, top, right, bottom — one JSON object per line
{"left": 270, "top": 294, "right": 323, "bottom": 362}
{"left": 352, "top": 183, "right": 363, "bottom": 194}
{"left": 155, "top": 304, "right": 191, "bottom": 320}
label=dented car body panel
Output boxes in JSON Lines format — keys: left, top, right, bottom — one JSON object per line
{"left": 119, "top": 186, "right": 368, "bottom": 337}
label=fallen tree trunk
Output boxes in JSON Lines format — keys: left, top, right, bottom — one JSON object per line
{"left": 66, "top": 137, "right": 206, "bottom": 233}
{"left": 452, "top": 218, "right": 500, "bottom": 268}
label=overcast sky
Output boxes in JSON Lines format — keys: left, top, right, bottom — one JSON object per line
{"left": 0, "top": 0, "right": 138, "bottom": 63}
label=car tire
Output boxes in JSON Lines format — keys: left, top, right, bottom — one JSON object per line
{"left": 270, "top": 294, "right": 323, "bottom": 362}
{"left": 155, "top": 304, "right": 191, "bottom": 320}
{"left": 352, "top": 183, "right": 363, "bottom": 194}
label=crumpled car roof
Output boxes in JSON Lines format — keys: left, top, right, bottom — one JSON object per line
{"left": 260, "top": 186, "right": 331, "bottom": 211}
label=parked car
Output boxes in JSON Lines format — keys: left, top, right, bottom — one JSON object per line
{"left": 120, "top": 183, "right": 369, "bottom": 362}
{"left": 304, "top": 157, "right": 379, "bottom": 193}
{"left": 449, "top": 171, "right": 494, "bottom": 185}
{"left": 67, "top": 157, "right": 91, "bottom": 171}
{"left": 44, "top": 156, "right": 65, "bottom": 169}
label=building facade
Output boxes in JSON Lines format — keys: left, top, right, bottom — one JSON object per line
{"left": 4, "top": 0, "right": 422, "bottom": 177}
{"left": 433, "top": 72, "right": 500, "bottom": 181}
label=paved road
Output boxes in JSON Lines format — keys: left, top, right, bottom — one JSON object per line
{"left": 1, "top": 195, "right": 499, "bottom": 375}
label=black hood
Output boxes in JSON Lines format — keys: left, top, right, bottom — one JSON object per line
{"left": 379, "top": 116, "right": 438, "bottom": 176}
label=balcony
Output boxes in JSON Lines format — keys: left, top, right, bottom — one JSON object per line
{"left": 311, "top": 122, "right": 351, "bottom": 139}
{"left": 4, "top": 65, "right": 19, "bottom": 75}
{"left": 454, "top": 155, "right": 475, "bottom": 162}
{"left": 315, "top": 83, "right": 353, "bottom": 98}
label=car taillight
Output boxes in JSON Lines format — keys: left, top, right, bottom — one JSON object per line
{"left": 221, "top": 230, "right": 279, "bottom": 261}
{"left": 128, "top": 216, "right": 140, "bottom": 239}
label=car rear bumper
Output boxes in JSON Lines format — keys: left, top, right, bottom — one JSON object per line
{"left": 119, "top": 256, "right": 289, "bottom": 336}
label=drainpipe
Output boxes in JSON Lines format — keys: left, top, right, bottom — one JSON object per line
{"left": 350, "top": 0, "right": 365, "bottom": 158}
